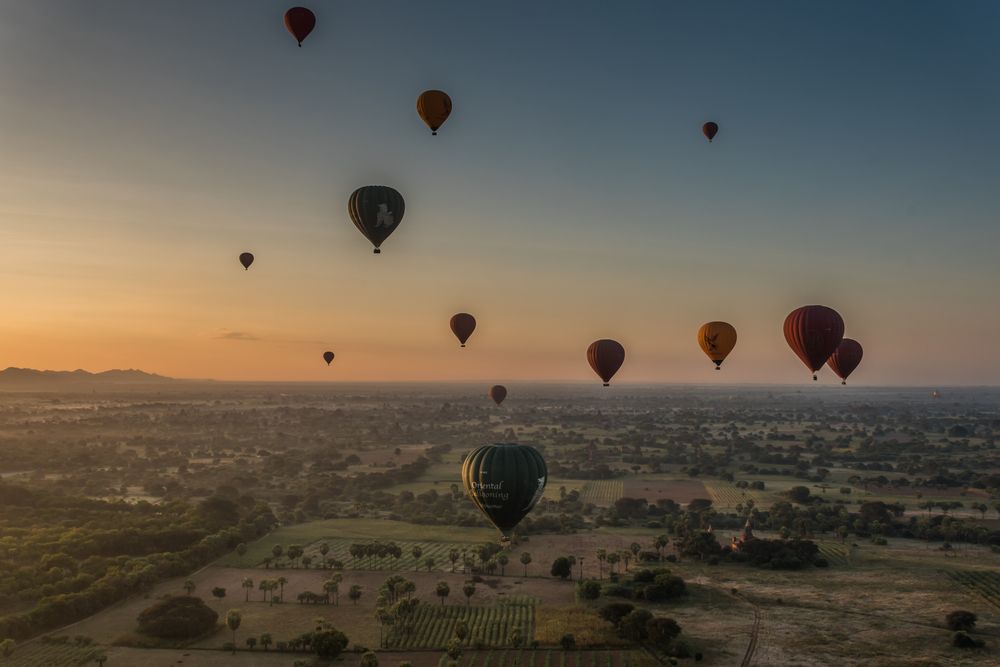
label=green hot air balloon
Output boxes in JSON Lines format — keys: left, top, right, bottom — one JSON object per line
{"left": 461, "top": 443, "right": 547, "bottom": 542}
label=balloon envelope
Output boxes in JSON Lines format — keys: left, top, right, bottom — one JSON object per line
{"left": 461, "top": 443, "right": 547, "bottom": 538}
{"left": 489, "top": 385, "right": 507, "bottom": 405}
{"left": 450, "top": 313, "right": 476, "bottom": 347}
{"left": 587, "top": 339, "right": 625, "bottom": 386}
{"left": 416, "top": 90, "right": 452, "bottom": 135}
{"left": 239, "top": 252, "right": 254, "bottom": 270}
{"left": 827, "top": 338, "right": 863, "bottom": 384}
{"left": 697, "top": 322, "right": 737, "bottom": 369}
{"left": 323, "top": 351, "right": 334, "bottom": 365}
{"left": 783, "top": 306, "right": 845, "bottom": 380}
{"left": 284, "top": 7, "right": 316, "bottom": 46}
{"left": 348, "top": 186, "right": 405, "bottom": 254}
{"left": 702, "top": 121, "right": 719, "bottom": 142}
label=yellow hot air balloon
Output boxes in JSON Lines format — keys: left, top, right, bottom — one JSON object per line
{"left": 697, "top": 322, "right": 737, "bottom": 370}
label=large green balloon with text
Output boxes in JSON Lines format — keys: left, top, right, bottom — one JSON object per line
{"left": 461, "top": 443, "right": 547, "bottom": 540}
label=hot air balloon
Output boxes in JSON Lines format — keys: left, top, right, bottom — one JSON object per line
{"left": 931, "top": 390, "right": 941, "bottom": 399}
{"left": 239, "top": 252, "right": 254, "bottom": 270}
{"left": 323, "top": 351, "right": 334, "bottom": 365}
{"left": 489, "top": 385, "right": 507, "bottom": 405}
{"left": 416, "top": 90, "right": 452, "bottom": 135}
{"left": 783, "top": 306, "right": 845, "bottom": 380}
{"left": 587, "top": 339, "right": 625, "bottom": 386}
{"left": 462, "top": 443, "right": 547, "bottom": 541}
{"left": 348, "top": 186, "right": 405, "bottom": 254}
{"left": 827, "top": 338, "right": 863, "bottom": 385}
{"left": 702, "top": 122, "right": 719, "bottom": 142}
{"left": 284, "top": 7, "right": 316, "bottom": 47}
{"left": 450, "top": 313, "right": 476, "bottom": 347}
{"left": 697, "top": 322, "right": 737, "bottom": 370}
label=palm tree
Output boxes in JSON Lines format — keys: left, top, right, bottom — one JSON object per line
{"left": 183, "top": 579, "right": 196, "bottom": 596}
{"left": 258, "top": 579, "right": 270, "bottom": 602}
{"left": 436, "top": 580, "right": 450, "bottom": 605}
{"left": 267, "top": 580, "right": 279, "bottom": 605}
{"left": 411, "top": 545, "right": 423, "bottom": 570}
{"left": 497, "top": 554, "right": 509, "bottom": 576}
{"left": 462, "top": 582, "right": 476, "bottom": 606}
{"left": 424, "top": 556, "right": 435, "bottom": 572}
{"left": 449, "top": 548, "right": 460, "bottom": 572}
{"left": 607, "top": 552, "right": 620, "bottom": 575}
{"left": 653, "top": 535, "right": 669, "bottom": 561}
{"left": 246, "top": 637, "right": 257, "bottom": 651}
{"left": 272, "top": 544, "right": 283, "bottom": 567}
{"left": 260, "top": 633, "right": 272, "bottom": 651}
{"left": 226, "top": 610, "right": 241, "bottom": 653}
{"left": 349, "top": 585, "right": 363, "bottom": 605}
{"left": 241, "top": 577, "right": 254, "bottom": 601}
{"left": 319, "top": 542, "right": 330, "bottom": 566}
{"left": 630, "top": 542, "right": 641, "bottom": 562}
{"left": 596, "top": 549, "right": 607, "bottom": 578}
{"left": 276, "top": 576, "right": 288, "bottom": 602}
{"left": 323, "top": 579, "right": 339, "bottom": 605}
{"left": 520, "top": 552, "right": 532, "bottom": 577}
{"left": 94, "top": 654, "right": 107, "bottom": 666}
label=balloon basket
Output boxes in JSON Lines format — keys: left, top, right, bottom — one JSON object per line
{"left": 373, "top": 248, "right": 381, "bottom": 254}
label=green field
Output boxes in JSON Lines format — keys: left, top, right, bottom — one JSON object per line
{"left": 297, "top": 537, "right": 490, "bottom": 572}
{"left": 215, "top": 519, "right": 495, "bottom": 568}
{"left": 704, "top": 481, "right": 761, "bottom": 508}
{"left": 389, "top": 597, "right": 536, "bottom": 649}
{"left": 579, "top": 481, "right": 623, "bottom": 505}
{"left": 817, "top": 542, "right": 852, "bottom": 566}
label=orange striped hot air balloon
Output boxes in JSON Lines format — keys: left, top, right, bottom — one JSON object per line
{"left": 587, "top": 339, "right": 625, "bottom": 386}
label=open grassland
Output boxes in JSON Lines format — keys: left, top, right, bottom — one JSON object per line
{"left": 579, "top": 480, "right": 623, "bottom": 505}
{"left": 947, "top": 569, "right": 1000, "bottom": 611}
{"left": 534, "top": 607, "right": 626, "bottom": 648}
{"left": 216, "top": 519, "right": 495, "bottom": 567}
{"left": 388, "top": 597, "right": 536, "bottom": 648}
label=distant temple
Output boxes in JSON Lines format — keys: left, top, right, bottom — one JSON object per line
{"left": 731, "top": 518, "right": 756, "bottom": 551}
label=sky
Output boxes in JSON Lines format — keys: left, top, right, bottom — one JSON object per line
{"left": 1, "top": 0, "right": 999, "bottom": 385}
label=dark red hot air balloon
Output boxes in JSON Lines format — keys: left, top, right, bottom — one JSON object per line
{"left": 450, "top": 313, "right": 476, "bottom": 347}
{"left": 489, "top": 385, "right": 507, "bottom": 405}
{"left": 783, "top": 306, "right": 845, "bottom": 380}
{"left": 323, "top": 351, "right": 334, "bottom": 365}
{"left": 702, "top": 122, "right": 719, "bottom": 142}
{"left": 827, "top": 338, "right": 863, "bottom": 385}
{"left": 284, "top": 7, "right": 316, "bottom": 47}
{"left": 587, "top": 339, "right": 625, "bottom": 386}
{"left": 239, "top": 252, "right": 254, "bottom": 270}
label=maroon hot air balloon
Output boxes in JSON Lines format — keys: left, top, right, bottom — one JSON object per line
{"left": 489, "top": 385, "right": 507, "bottom": 405}
{"left": 702, "top": 122, "right": 719, "bottom": 142}
{"left": 239, "top": 252, "right": 254, "bottom": 270}
{"left": 323, "top": 351, "right": 334, "bottom": 365}
{"left": 587, "top": 339, "right": 625, "bottom": 387}
{"left": 783, "top": 306, "right": 845, "bottom": 381}
{"left": 827, "top": 338, "right": 863, "bottom": 385}
{"left": 284, "top": 7, "right": 316, "bottom": 47}
{"left": 450, "top": 313, "right": 476, "bottom": 347}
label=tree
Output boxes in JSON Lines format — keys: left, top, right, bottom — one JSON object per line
{"left": 598, "top": 602, "right": 635, "bottom": 628}
{"left": 424, "top": 556, "right": 436, "bottom": 572}
{"left": 312, "top": 628, "right": 349, "bottom": 659}
{"left": 786, "top": 486, "right": 811, "bottom": 503}
{"left": 260, "top": 633, "right": 272, "bottom": 651}
{"left": 236, "top": 543, "right": 247, "bottom": 557}
{"left": 560, "top": 634, "right": 576, "bottom": 650}
{"left": 211, "top": 587, "right": 226, "bottom": 601}
{"left": 579, "top": 580, "right": 601, "bottom": 599}
{"left": 509, "top": 627, "right": 524, "bottom": 648}
{"left": 653, "top": 535, "right": 669, "bottom": 561}
{"left": 361, "top": 650, "right": 379, "bottom": 667}
{"left": 276, "top": 576, "right": 288, "bottom": 602}
{"left": 226, "top": 609, "right": 242, "bottom": 653}
{"left": 606, "top": 552, "right": 620, "bottom": 575}
{"left": 462, "top": 582, "right": 476, "bottom": 606}
{"left": 324, "top": 578, "right": 340, "bottom": 606}
{"left": 411, "top": 545, "right": 423, "bottom": 569}
{"left": 550, "top": 557, "right": 572, "bottom": 580}
{"left": 646, "top": 617, "right": 682, "bottom": 649}
{"left": 287, "top": 544, "right": 304, "bottom": 568}
{"left": 319, "top": 542, "right": 330, "bottom": 565}
{"left": 520, "top": 552, "right": 532, "bottom": 577}
{"left": 93, "top": 653, "right": 108, "bottom": 666}
{"left": 349, "top": 585, "right": 363, "bottom": 605}
{"left": 946, "top": 610, "right": 977, "bottom": 632}
{"left": 246, "top": 636, "right": 257, "bottom": 650}
{"left": 620, "top": 609, "right": 654, "bottom": 641}
{"left": 272, "top": 544, "right": 284, "bottom": 565}
{"left": 241, "top": 577, "right": 254, "bottom": 602}
{"left": 446, "top": 637, "right": 463, "bottom": 660}
{"left": 137, "top": 596, "right": 219, "bottom": 639}
{"left": 449, "top": 548, "right": 460, "bottom": 572}
{"left": 497, "top": 553, "right": 509, "bottom": 576}
{"left": 183, "top": 579, "right": 196, "bottom": 596}
{"left": 258, "top": 579, "right": 270, "bottom": 602}
{"left": 436, "top": 581, "right": 451, "bottom": 605}
{"left": 0, "top": 639, "right": 15, "bottom": 658}
{"left": 596, "top": 549, "right": 607, "bottom": 578}
{"left": 454, "top": 620, "right": 469, "bottom": 644}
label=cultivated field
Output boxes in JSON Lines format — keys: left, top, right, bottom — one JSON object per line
{"left": 388, "top": 597, "right": 536, "bottom": 649}
{"left": 621, "top": 478, "right": 708, "bottom": 505}
{"left": 579, "top": 481, "right": 623, "bottom": 505}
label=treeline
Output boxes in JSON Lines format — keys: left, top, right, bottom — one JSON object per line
{"left": 0, "top": 485, "right": 277, "bottom": 641}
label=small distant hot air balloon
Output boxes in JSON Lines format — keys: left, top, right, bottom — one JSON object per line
{"left": 450, "top": 313, "right": 476, "bottom": 347}
{"left": 416, "top": 90, "right": 452, "bottom": 135}
{"left": 702, "top": 122, "right": 719, "bottom": 142}
{"left": 783, "top": 306, "right": 845, "bottom": 380}
{"left": 284, "top": 7, "right": 316, "bottom": 47}
{"left": 462, "top": 442, "right": 547, "bottom": 541}
{"left": 587, "top": 339, "right": 625, "bottom": 386}
{"left": 489, "top": 385, "right": 507, "bottom": 405}
{"left": 827, "top": 338, "right": 863, "bottom": 385}
{"left": 348, "top": 186, "right": 405, "bottom": 254}
{"left": 931, "top": 390, "right": 941, "bottom": 399}
{"left": 697, "top": 322, "right": 737, "bottom": 370}
{"left": 323, "top": 351, "right": 334, "bottom": 365}
{"left": 239, "top": 252, "right": 254, "bottom": 270}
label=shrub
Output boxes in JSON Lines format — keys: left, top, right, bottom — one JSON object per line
{"left": 946, "top": 610, "right": 977, "bottom": 632}
{"left": 601, "top": 584, "right": 632, "bottom": 599}
{"left": 559, "top": 634, "right": 576, "bottom": 650}
{"left": 578, "top": 580, "right": 601, "bottom": 600}
{"left": 312, "top": 629, "right": 349, "bottom": 659}
{"left": 136, "top": 596, "right": 218, "bottom": 639}
{"left": 952, "top": 631, "right": 984, "bottom": 649}
{"left": 598, "top": 602, "right": 635, "bottom": 627}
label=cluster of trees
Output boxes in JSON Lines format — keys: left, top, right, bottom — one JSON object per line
{"left": 0, "top": 488, "right": 277, "bottom": 641}
{"left": 598, "top": 603, "right": 687, "bottom": 655}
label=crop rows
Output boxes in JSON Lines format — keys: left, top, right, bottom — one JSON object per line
{"left": 293, "top": 538, "right": 471, "bottom": 571}
{"left": 947, "top": 570, "right": 1000, "bottom": 610}
{"left": 705, "top": 482, "right": 760, "bottom": 509}
{"left": 2, "top": 640, "right": 99, "bottom": 667}
{"left": 580, "top": 480, "right": 624, "bottom": 505}
{"left": 389, "top": 597, "right": 536, "bottom": 649}
{"left": 436, "top": 650, "right": 646, "bottom": 667}
{"left": 817, "top": 542, "right": 850, "bottom": 566}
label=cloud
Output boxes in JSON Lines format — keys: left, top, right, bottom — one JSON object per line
{"left": 213, "top": 330, "right": 260, "bottom": 341}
